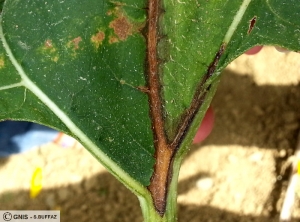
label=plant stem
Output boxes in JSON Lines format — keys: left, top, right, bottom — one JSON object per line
{"left": 137, "top": 160, "right": 180, "bottom": 222}
{"left": 138, "top": 150, "right": 183, "bottom": 222}
{"left": 138, "top": 195, "right": 166, "bottom": 222}
{"left": 138, "top": 191, "right": 177, "bottom": 222}
{"left": 164, "top": 158, "right": 181, "bottom": 222}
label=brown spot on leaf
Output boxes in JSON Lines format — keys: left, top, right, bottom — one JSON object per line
{"left": 44, "top": 39, "right": 53, "bottom": 48}
{"left": 91, "top": 31, "right": 105, "bottom": 49}
{"left": 109, "top": 16, "right": 133, "bottom": 41}
{"left": 248, "top": 16, "right": 257, "bottom": 34}
{"left": 107, "top": 6, "right": 146, "bottom": 44}
{"left": 109, "top": 36, "right": 119, "bottom": 44}
{"left": 70, "top": 37, "right": 82, "bottom": 50}
{"left": 42, "top": 39, "right": 56, "bottom": 53}
{"left": 39, "top": 39, "right": 59, "bottom": 62}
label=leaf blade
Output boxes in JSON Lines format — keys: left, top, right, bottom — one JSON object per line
{"left": 0, "top": 0, "right": 155, "bottom": 186}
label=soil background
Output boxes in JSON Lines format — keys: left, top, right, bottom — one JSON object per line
{"left": 1, "top": 47, "right": 300, "bottom": 222}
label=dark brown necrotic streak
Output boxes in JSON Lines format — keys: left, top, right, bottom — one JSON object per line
{"left": 146, "top": 0, "right": 174, "bottom": 216}
{"left": 248, "top": 16, "right": 257, "bottom": 34}
{"left": 171, "top": 43, "right": 226, "bottom": 149}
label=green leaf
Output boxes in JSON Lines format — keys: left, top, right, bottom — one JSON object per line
{"left": 0, "top": 0, "right": 299, "bottom": 219}
{"left": 161, "top": 0, "right": 300, "bottom": 141}
{"left": 0, "top": 0, "right": 154, "bottom": 188}
{"left": 0, "top": 0, "right": 4, "bottom": 11}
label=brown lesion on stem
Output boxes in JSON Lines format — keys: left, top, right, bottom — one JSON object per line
{"left": 145, "top": 0, "right": 226, "bottom": 216}
{"left": 146, "top": 0, "right": 173, "bottom": 215}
